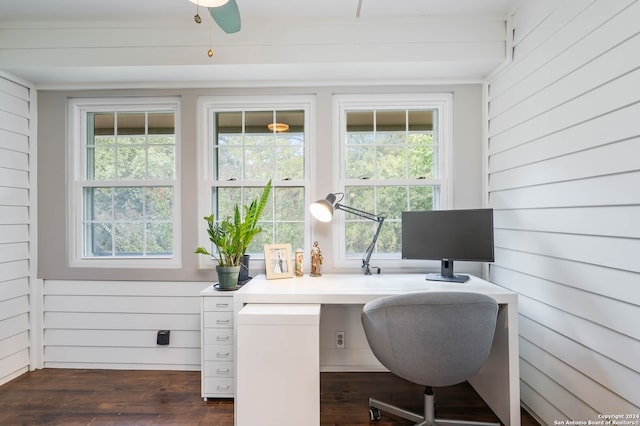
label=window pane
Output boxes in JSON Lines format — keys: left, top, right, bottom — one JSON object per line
{"left": 148, "top": 112, "right": 174, "bottom": 135}
{"left": 408, "top": 135, "right": 434, "bottom": 179}
{"left": 408, "top": 110, "right": 432, "bottom": 131}
{"left": 245, "top": 147, "right": 273, "bottom": 180}
{"left": 346, "top": 146, "right": 374, "bottom": 179}
{"left": 376, "top": 110, "right": 405, "bottom": 134}
{"left": 274, "top": 187, "right": 304, "bottom": 220}
{"left": 376, "top": 146, "right": 405, "bottom": 179}
{"left": 248, "top": 227, "right": 273, "bottom": 255}
{"left": 215, "top": 187, "right": 241, "bottom": 219}
{"left": 217, "top": 147, "right": 243, "bottom": 181}
{"left": 276, "top": 222, "right": 304, "bottom": 252}
{"left": 90, "top": 146, "right": 115, "bottom": 180}
{"left": 148, "top": 145, "right": 175, "bottom": 180}
{"left": 88, "top": 223, "right": 112, "bottom": 256}
{"left": 114, "top": 223, "right": 144, "bottom": 255}
{"left": 146, "top": 187, "right": 173, "bottom": 220}
{"left": 217, "top": 112, "right": 242, "bottom": 141}
{"left": 409, "top": 186, "right": 436, "bottom": 210}
{"left": 377, "top": 186, "right": 408, "bottom": 219}
{"left": 117, "top": 146, "right": 146, "bottom": 179}
{"left": 243, "top": 186, "right": 273, "bottom": 221}
{"left": 86, "top": 187, "right": 113, "bottom": 220}
{"left": 246, "top": 111, "right": 273, "bottom": 135}
{"left": 146, "top": 222, "right": 173, "bottom": 255}
{"left": 276, "top": 146, "right": 304, "bottom": 180}
{"left": 346, "top": 111, "right": 374, "bottom": 135}
{"left": 94, "top": 112, "right": 115, "bottom": 136}
{"left": 114, "top": 187, "right": 143, "bottom": 220}
{"left": 118, "top": 112, "right": 145, "bottom": 135}
{"left": 345, "top": 221, "right": 377, "bottom": 257}
{"left": 345, "top": 186, "right": 374, "bottom": 213}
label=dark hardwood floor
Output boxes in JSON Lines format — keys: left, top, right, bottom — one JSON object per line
{"left": 0, "top": 369, "right": 539, "bottom": 425}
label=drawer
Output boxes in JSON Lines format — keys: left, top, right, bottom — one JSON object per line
{"left": 204, "top": 344, "right": 234, "bottom": 361}
{"left": 203, "top": 297, "right": 233, "bottom": 312}
{"left": 203, "top": 377, "right": 234, "bottom": 396}
{"left": 202, "top": 360, "right": 234, "bottom": 378}
{"left": 204, "top": 311, "right": 233, "bottom": 327}
{"left": 203, "top": 328, "right": 234, "bottom": 345}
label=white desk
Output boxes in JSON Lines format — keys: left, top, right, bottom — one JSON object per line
{"left": 233, "top": 273, "right": 520, "bottom": 426}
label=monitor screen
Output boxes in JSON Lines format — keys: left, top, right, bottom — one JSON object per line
{"left": 401, "top": 208, "right": 494, "bottom": 282}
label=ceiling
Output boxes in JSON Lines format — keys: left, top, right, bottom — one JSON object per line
{"left": 0, "top": 0, "right": 520, "bottom": 89}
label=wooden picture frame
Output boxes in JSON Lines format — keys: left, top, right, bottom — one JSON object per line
{"left": 264, "top": 243, "right": 293, "bottom": 279}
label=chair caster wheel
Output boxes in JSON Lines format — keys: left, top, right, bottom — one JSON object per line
{"left": 369, "top": 407, "right": 381, "bottom": 421}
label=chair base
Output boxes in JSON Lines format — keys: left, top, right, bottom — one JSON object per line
{"left": 368, "top": 387, "right": 501, "bottom": 426}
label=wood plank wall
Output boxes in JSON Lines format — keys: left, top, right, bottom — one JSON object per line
{"left": 0, "top": 73, "right": 34, "bottom": 386}
{"left": 486, "top": 0, "right": 640, "bottom": 422}
{"left": 42, "top": 280, "right": 209, "bottom": 370}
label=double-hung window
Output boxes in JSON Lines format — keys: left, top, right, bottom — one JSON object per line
{"left": 68, "top": 97, "right": 180, "bottom": 268}
{"left": 334, "top": 93, "right": 452, "bottom": 267}
{"left": 197, "top": 96, "right": 313, "bottom": 267}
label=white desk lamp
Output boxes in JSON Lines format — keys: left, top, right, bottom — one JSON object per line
{"left": 310, "top": 193, "right": 385, "bottom": 275}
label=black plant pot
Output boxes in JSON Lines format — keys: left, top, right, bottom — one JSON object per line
{"left": 238, "top": 254, "right": 251, "bottom": 284}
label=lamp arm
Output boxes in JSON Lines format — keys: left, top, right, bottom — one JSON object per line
{"left": 334, "top": 203, "right": 382, "bottom": 222}
{"left": 361, "top": 216, "right": 385, "bottom": 275}
{"left": 334, "top": 203, "right": 385, "bottom": 275}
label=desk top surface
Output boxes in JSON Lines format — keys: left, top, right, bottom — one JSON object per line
{"left": 208, "top": 273, "right": 517, "bottom": 305}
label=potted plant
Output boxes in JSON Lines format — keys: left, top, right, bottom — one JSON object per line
{"left": 195, "top": 180, "right": 272, "bottom": 288}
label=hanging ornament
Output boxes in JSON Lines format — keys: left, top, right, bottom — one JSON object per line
{"left": 207, "top": 28, "right": 214, "bottom": 58}
{"left": 194, "top": 0, "right": 202, "bottom": 23}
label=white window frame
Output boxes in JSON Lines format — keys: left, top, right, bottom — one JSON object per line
{"left": 196, "top": 95, "right": 315, "bottom": 269}
{"left": 67, "top": 97, "right": 182, "bottom": 268}
{"left": 332, "top": 93, "right": 453, "bottom": 271}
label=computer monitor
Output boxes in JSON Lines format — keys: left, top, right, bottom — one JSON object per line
{"left": 401, "top": 208, "right": 495, "bottom": 283}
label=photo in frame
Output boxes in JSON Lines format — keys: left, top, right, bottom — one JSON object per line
{"left": 264, "top": 243, "right": 294, "bottom": 279}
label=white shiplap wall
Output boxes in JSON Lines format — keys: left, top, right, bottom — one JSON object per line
{"left": 43, "top": 280, "right": 210, "bottom": 370}
{"left": 487, "top": 0, "right": 640, "bottom": 422}
{"left": 0, "top": 73, "right": 35, "bottom": 386}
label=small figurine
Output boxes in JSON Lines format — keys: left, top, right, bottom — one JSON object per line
{"left": 310, "top": 241, "right": 323, "bottom": 277}
{"left": 295, "top": 248, "right": 304, "bottom": 277}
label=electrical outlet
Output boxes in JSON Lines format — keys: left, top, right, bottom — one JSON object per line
{"left": 335, "top": 331, "right": 345, "bottom": 349}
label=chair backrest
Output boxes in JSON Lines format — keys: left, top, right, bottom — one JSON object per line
{"left": 361, "top": 291, "right": 498, "bottom": 387}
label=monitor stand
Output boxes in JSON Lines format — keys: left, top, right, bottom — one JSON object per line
{"left": 425, "top": 259, "right": 470, "bottom": 283}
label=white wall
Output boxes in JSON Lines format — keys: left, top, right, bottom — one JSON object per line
{"left": 487, "top": 0, "right": 640, "bottom": 422}
{"left": 0, "top": 72, "right": 36, "bottom": 385}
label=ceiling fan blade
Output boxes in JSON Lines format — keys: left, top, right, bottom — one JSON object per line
{"left": 209, "top": 0, "right": 241, "bottom": 34}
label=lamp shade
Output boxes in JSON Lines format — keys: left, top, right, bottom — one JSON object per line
{"left": 310, "top": 194, "right": 337, "bottom": 222}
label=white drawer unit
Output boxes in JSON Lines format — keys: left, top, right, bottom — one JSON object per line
{"left": 200, "top": 287, "right": 235, "bottom": 400}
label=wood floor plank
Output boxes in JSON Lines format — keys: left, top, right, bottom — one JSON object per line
{"left": 0, "top": 369, "right": 539, "bottom": 425}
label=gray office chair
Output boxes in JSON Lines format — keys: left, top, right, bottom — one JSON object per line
{"left": 361, "top": 291, "right": 500, "bottom": 426}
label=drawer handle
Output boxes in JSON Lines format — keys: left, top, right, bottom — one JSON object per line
{"left": 217, "top": 385, "right": 230, "bottom": 390}
{"left": 217, "top": 352, "right": 230, "bottom": 358}
{"left": 216, "top": 303, "right": 230, "bottom": 308}
{"left": 216, "top": 319, "right": 230, "bottom": 325}
{"left": 217, "top": 368, "right": 230, "bottom": 374}
{"left": 216, "top": 336, "right": 230, "bottom": 342}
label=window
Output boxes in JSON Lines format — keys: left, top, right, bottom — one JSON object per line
{"left": 68, "top": 98, "right": 180, "bottom": 268}
{"left": 197, "top": 96, "right": 314, "bottom": 267}
{"left": 334, "top": 94, "right": 452, "bottom": 266}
